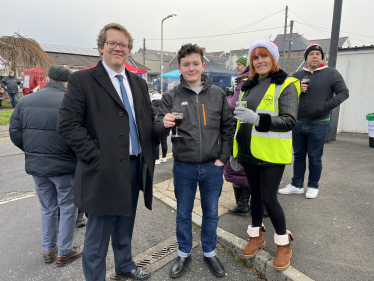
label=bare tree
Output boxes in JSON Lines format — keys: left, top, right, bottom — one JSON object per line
{"left": 0, "top": 33, "right": 53, "bottom": 75}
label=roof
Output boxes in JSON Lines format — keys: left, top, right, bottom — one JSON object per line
{"left": 229, "top": 48, "right": 250, "bottom": 56}
{"left": 274, "top": 33, "right": 310, "bottom": 52}
{"left": 135, "top": 48, "right": 176, "bottom": 62}
{"left": 338, "top": 45, "right": 374, "bottom": 52}
{"left": 310, "top": 37, "right": 349, "bottom": 53}
{"left": 46, "top": 53, "right": 101, "bottom": 67}
{"left": 40, "top": 43, "right": 99, "bottom": 56}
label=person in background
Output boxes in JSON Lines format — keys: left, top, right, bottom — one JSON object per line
{"left": 224, "top": 56, "right": 251, "bottom": 217}
{"left": 1, "top": 70, "right": 22, "bottom": 110}
{"left": 231, "top": 39, "right": 301, "bottom": 271}
{"left": 154, "top": 77, "right": 161, "bottom": 91}
{"left": 163, "top": 78, "right": 168, "bottom": 92}
{"left": 9, "top": 65, "right": 82, "bottom": 266}
{"left": 279, "top": 42, "right": 349, "bottom": 199}
{"left": 151, "top": 91, "right": 168, "bottom": 165}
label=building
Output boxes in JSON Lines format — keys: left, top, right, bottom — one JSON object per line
{"left": 336, "top": 45, "right": 374, "bottom": 134}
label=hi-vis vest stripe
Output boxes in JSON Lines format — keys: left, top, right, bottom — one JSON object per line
{"left": 233, "top": 77, "right": 301, "bottom": 164}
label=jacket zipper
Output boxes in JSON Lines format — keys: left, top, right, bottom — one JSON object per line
{"left": 196, "top": 96, "right": 203, "bottom": 162}
{"left": 202, "top": 104, "right": 207, "bottom": 125}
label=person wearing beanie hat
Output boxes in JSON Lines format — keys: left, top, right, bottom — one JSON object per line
{"left": 230, "top": 39, "right": 301, "bottom": 271}
{"left": 279, "top": 42, "right": 349, "bottom": 199}
{"left": 225, "top": 55, "right": 251, "bottom": 218}
{"left": 48, "top": 65, "right": 72, "bottom": 83}
{"left": 9, "top": 64, "right": 82, "bottom": 266}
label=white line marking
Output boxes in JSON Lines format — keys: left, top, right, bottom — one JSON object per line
{"left": 0, "top": 193, "right": 36, "bottom": 205}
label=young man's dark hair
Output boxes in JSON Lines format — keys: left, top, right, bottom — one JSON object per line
{"left": 177, "top": 43, "right": 204, "bottom": 65}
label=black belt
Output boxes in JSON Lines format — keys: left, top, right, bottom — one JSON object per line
{"left": 130, "top": 154, "right": 140, "bottom": 160}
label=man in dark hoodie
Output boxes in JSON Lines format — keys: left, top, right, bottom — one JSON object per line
{"left": 153, "top": 43, "right": 232, "bottom": 278}
{"left": 279, "top": 42, "right": 349, "bottom": 199}
{"left": 151, "top": 91, "right": 168, "bottom": 164}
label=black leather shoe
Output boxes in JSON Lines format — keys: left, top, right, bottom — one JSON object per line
{"left": 170, "top": 255, "right": 192, "bottom": 279}
{"left": 203, "top": 256, "right": 225, "bottom": 278}
{"left": 117, "top": 268, "right": 151, "bottom": 280}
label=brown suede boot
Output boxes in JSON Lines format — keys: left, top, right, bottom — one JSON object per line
{"left": 273, "top": 231, "right": 294, "bottom": 271}
{"left": 242, "top": 224, "right": 266, "bottom": 258}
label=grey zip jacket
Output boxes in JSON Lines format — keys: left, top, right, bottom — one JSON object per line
{"left": 153, "top": 74, "right": 233, "bottom": 164}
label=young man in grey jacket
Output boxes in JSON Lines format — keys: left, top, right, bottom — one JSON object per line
{"left": 153, "top": 44, "right": 232, "bottom": 278}
{"left": 279, "top": 42, "right": 349, "bottom": 199}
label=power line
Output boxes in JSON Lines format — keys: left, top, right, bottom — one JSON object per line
{"left": 295, "top": 21, "right": 374, "bottom": 40}
{"left": 288, "top": 9, "right": 330, "bottom": 38}
{"left": 167, "top": 8, "right": 285, "bottom": 51}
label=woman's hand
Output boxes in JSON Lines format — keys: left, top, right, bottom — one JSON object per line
{"left": 214, "top": 159, "right": 224, "bottom": 166}
{"left": 234, "top": 107, "right": 259, "bottom": 125}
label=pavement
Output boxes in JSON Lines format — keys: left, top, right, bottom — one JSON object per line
{"left": 154, "top": 132, "right": 374, "bottom": 281}
{"left": 0, "top": 126, "right": 261, "bottom": 281}
{"left": 1, "top": 124, "right": 373, "bottom": 281}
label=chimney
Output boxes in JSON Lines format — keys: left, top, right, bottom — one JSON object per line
{"left": 201, "top": 47, "right": 206, "bottom": 53}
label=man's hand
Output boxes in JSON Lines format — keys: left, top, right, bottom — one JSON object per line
{"left": 4, "top": 86, "right": 7, "bottom": 89}
{"left": 18, "top": 86, "right": 20, "bottom": 90}
{"left": 163, "top": 113, "right": 175, "bottom": 128}
{"left": 230, "top": 156, "right": 242, "bottom": 171}
{"left": 301, "top": 81, "right": 308, "bottom": 92}
{"left": 214, "top": 159, "right": 224, "bottom": 166}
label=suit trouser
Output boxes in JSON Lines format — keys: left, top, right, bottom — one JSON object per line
{"left": 82, "top": 157, "right": 140, "bottom": 281}
{"left": 33, "top": 175, "right": 77, "bottom": 256}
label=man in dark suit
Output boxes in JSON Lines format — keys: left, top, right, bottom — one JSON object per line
{"left": 57, "top": 23, "right": 155, "bottom": 281}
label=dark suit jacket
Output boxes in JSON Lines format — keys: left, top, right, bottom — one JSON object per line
{"left": 57, "top": 61, "right": 156, "bottom": 216}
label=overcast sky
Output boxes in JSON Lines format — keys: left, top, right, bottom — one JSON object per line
{"left": 2, "top": 0, "right": 373, "bottom": 54}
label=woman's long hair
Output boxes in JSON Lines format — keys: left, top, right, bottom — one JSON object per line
{"left": 249, "top": 47, "right": 279, "bottom": 78}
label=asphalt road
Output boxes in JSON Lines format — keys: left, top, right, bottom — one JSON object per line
{"left": 0, "top": 133, "right": 260, "bottom": 281}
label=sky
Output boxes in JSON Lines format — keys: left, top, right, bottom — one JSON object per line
{"left": 1, "top": 0, "right": 373, "bottom": 54}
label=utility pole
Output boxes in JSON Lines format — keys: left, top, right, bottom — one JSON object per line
{"left": 287, "top": 20, "right": 294, "bottom": 74}
{"left": 282, "top": 6, "right": 288, "bottom": 69}
{"left": 327, "top": 0, "right": 343, "bottom": 142}
{"left": 143, "top": 38, "right": 146, "bottom": 67}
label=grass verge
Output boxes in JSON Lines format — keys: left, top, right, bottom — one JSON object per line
{"left": 0, "top": 112, "right": 12, "bottom": 125}
{"left": 1, "top": 102, "right": 13, "bottom": 109}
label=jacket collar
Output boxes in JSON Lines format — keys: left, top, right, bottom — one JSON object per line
{"left": 235, "top": 71, "right": 249, "bottom": 81}
{"left": 180, "top": 73, "right": 212, "bottom": 93}
{"left": 241, "top": 69, "right": 288, "bottom": 92}
{"left": 93, "top": 61, "right": 142, "bottom": 114}
{"left": 44, "top": 82, "right": 67, "bottom": 92}
{"left": 303, "top": 63, "right": 328, "bottom": 73}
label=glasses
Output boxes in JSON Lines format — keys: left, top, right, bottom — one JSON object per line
{"left": 106, "top": 41, "right": 129, "bottom": 51}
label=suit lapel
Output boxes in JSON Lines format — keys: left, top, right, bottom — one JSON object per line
{"left": 93, "top": 61, "right": 127, "bottom": 111}
{"left": 126, "top": 69, "right": 143, "bottom": 116}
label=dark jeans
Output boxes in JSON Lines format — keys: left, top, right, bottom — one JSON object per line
{"left": 173, "top": 160, "right": 224, "bottom": 257}
{"left": 8, "top": 93, "right": 18, "bottom": 108}
{"left": 242, "top": 163, "right": 286, "bottom": 235}
{"left": 82, "top": 157, "right": 140, "bottom": 281}
{"left": 291, "top": 121, "right": 332, "bottom": 189}
{"left": 156, "top": 138, "right": 168, "bottom": 159}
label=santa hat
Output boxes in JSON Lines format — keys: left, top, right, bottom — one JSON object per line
{"left": 304, "top": 42, "right": 325, "bottom": 61}
{"left": 248, "top": 39, "right": 279, "bottom": 62}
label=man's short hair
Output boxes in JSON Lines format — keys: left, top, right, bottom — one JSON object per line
{"left": 97, "top": 23, "right": 133, "bottom": 55}
{"left": 177, "top": 44, "right": 204, "bottom": 65}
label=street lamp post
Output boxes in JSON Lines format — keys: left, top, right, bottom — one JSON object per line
{"left": 161, "top": 14, "right": 176, "bottom": 95}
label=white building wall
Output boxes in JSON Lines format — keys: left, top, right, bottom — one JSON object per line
{"left": 336, "top": 49, "right": 374, "bottom": 134}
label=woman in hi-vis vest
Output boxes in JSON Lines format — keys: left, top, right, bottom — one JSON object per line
{"left": 230, "top": 39, "right": 301, "bottom": 271}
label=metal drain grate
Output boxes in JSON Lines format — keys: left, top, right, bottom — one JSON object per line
{"left": 137, "top": 241, "right": 179, "bottom": 269}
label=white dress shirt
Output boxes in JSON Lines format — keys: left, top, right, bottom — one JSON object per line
{"left": 102, "top": 61, "right": 142, "bottom": 155}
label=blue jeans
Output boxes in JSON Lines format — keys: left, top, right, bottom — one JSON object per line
{"left": 8, "top": 93, "right": 18, "bottom": 109}
{"left": 173, "top": 160, "right": 224, "bottom": 257}
{"left": 33, "top": 175, "right": 77, "bottom": 256}
{"left": 82, "top": 157, "right": 140, "bottom": 281}
{"left": 291, "top": 121, "right": 332, "bottom": 189}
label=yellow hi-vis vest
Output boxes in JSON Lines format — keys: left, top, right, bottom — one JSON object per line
{"left": 233, "top": 77, "right": 301, "bottom": 164}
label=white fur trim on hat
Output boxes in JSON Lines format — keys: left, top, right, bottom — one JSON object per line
{"left": 274, "top": 230, "right": 292, "bottom": 246}
{"left": 248, "top": 39, "right": 280, "bottom": 62}
{"left": 247, "top": 224, "right": 265, "bottom": 237}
